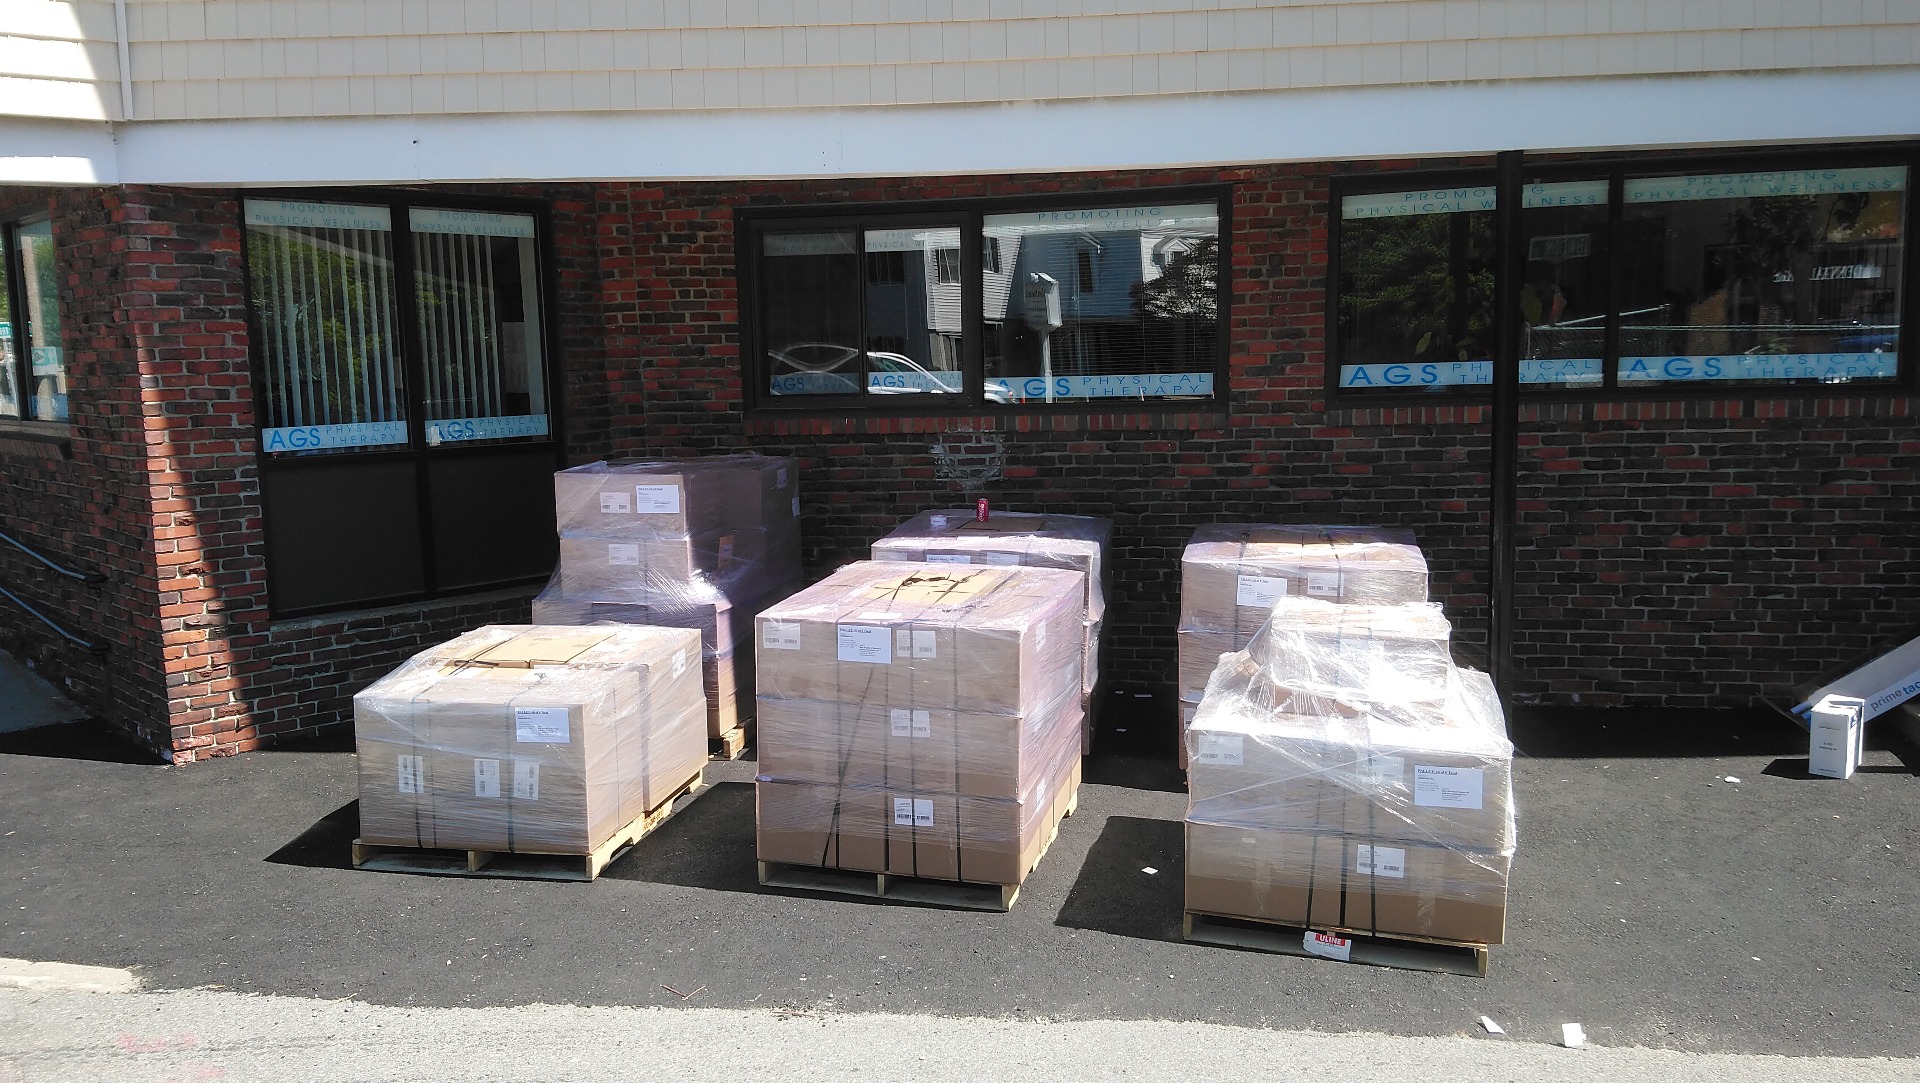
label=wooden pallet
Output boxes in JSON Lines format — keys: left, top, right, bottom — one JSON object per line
{"left": 351, "top": 767, "right": 707, "bottom": 882}
{"left": 1182, "top": 910, "right": 1491, "bottom": 977}
{"left": 758, "top": 784, "right": 1077, "bottom": 912}
{"left": 709, "top": 720, "right": 753, "bottom": 762}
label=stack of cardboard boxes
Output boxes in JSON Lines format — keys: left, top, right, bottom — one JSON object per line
{"left": 355, "top": 625, "right": 708, "bottom": 855}
{"left": 871, "top": 509, "right": 1112, "bottom": 752}
{"left": 754, "top": 562, "right": 1085, "bottom": 888}
{"left": 1184, "top": 597, "right": 1517, "bottom": 946}
{"left": 533, "top": 456, "right": 804, "bottom": 741}
{"left": 1177, "top": 525, "right": 1428, "bottom": 762}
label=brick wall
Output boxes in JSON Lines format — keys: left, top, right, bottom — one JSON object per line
{"left": 583, "top": 164, "right": 1920, "bottom": 709}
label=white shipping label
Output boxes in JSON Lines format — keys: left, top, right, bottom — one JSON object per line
{"left": 607, "top": 542, "right": 641, "bottom": 566}
{"left": 1354, "top": 844, "right": 1407, "bottom": 879}
{"left": 1414, "top": 765, "right": 1485, "bottom": 809}
{"left": 896, "top": 629, "right": 913, "bottom": 656}
{"left": 1236, "top": 574, "right": 1290, "bottom": 607}
{"left": 762, "top": 621, "right": 802, "bottom": 650}
{"left": 837, "top": 624, "right": 893, "bottom": 664}
{"left": 983, "top": 552, "right": 1021, "bottom": 566}
{"left": 776, "top": 466, "right": 789, "bottom": 489}
{"left": 513, "top": 760, "right": 540, "bottom": 801}
{"left": 1366, "top": 754, "right": 1407, "bottom": 787}
{"left": 1306, "top": 570, "right": 1343, "bottom": 598}
{"left": 929, "top": 515, "right": 949, "bottom": 529}
{"left": 599, "top": 491, "right": 632, "bottom": 514}
{"left": 925, "top": 553, "right": 972, "bottom": 564}
{"left": 913, "top": 798, "right": 935, "bottom": 827}
{"left": 893, "top": 797, "right": 915, "bottom": 826}
{"left": 634, "top": 483, "right": 681, "bottom": 514}
{"left": 792, "top": 495, "right": 801, "bottom": 517}
{"left": 396, "top": 755, "right": 425, "bottom": 795}
{"left": 1303, "top": 931, "right": 1353, "bottom": 962}
{"left": 473, "top": 758, "right": 501, "bottom": 798}
{"left": 672, "top": 650, "right": 688, "bottom": 678}
{"left": 891, "top": 709, "right": 913, "bottom": 737}
{"left": 718, "top": 536, "right": 736, "bottom": 563}
{"left": 912, "top": 630, "right": 937, "bottom": 659}
{"left": 1193, "top": 733, "right": 1245, "bottom": 766}
{"left": 515, "top": 706, "right": 572, "bottom": 744}
{"left": 912, "top": 709, "right": 931, "bottom": 738}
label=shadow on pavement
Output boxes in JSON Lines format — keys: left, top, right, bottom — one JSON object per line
{"left": 600, "top": 781, "right": 763, "bottom": 893}
{"left": 266, "top": 801, "right": 360, "bottom": 869}
{"left": 1053, "top": 815, "right": 1185, "bottom": 943}
{"left": 0, "top": 720, "right": 162, "bottom": 765}
{"left": 1508, "top": 706, "right": 1807, "bottom": 758}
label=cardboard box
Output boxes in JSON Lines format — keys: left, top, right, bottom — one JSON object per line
{"left": 1184, "top": 824, "right": 1509, "bottom": 944}
{"left": 755, "top": 697, "right": 891, "bottom": 790}
{"left": 1364, "top": 716, "right": 1515, "bottom": 852}
{"left": 1178, "top": 628, "right": 1242, "bottom": 707}
{"left": 1179, "top": 524, "right": 1428, "bottom": 635}
{"left": 872, "top": 509, "right": 1111, "bottom": 620}
{"left": 754, "top": 780, "right": 889, "bottom": 874}
{"left": 755, "top": 562, "right": 1084, "bottom": 716}
{"left": 353, "top": 625, "right": 706, "bottom": 855}
{"left": 1809, "top": 694, "right": 1866, "bottom": 780}
{"left": 554, "top": 454, "right": 799, "bottom": 539}
{"left": 1186, "top": 709, "right": 1374, "bottom": 835}
{"left": 556, "top": 526, "right": 791, "bottom": 607}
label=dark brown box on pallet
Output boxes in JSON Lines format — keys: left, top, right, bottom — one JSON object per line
{"left": 1184, "top": 823, "right": 1508, "bottom": 945}
{"left": 753, "top": 780, "right": 889, "bottom": 875}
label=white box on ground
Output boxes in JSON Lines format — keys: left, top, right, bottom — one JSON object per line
{"left": 1809, "top": 694, "right": 1866, "bottom": 780}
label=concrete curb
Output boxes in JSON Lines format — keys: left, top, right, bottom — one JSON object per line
{"left": 0, "top": 958, "right": 140, "bottom": 993}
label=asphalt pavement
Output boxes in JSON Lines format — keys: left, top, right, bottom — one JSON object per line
{"left": 2, "top": 680, "right": 1916, "bottom": 1059}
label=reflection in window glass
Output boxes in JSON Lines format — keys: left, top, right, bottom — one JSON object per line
{"left": 864, "top": 226, "right": 962, "bottom": 396}
{"left": 1616, "top": 166, "right": 1905, "bottom": 386}
{"left": 244, "top": 200, "right": 408, "bottom": 453}
{"left": 981, "top": 202, "right": 1219, "bottom": 403}
{"left": 16, "top": 220, "right": 64, "bottom": 420}
{"left": 0, "top": 240, "right": 15, "bottom": 417}
{"left": 1517, "top": 180, "right": 1609, "bottom": 388}
{"left": 1336, "top": 186, "right": 1496, "bottom": 392}
{"left": 761, "top": 230, "right": 861, "bottom": 396}
{"left": 409, "top": 208, "right": 550, "bottom": 444}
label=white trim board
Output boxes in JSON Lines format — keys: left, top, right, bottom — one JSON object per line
{"left": 4, "top": 69, "right": 1920, "bottom": 187}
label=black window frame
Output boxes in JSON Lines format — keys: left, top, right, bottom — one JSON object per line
{"left": 1327, "top": 143, "right": 1920, "bottom": 404}
{"left": 237, "top": 186, "right": 567, "bottom": 619}
{"left": 738, "top": 185, "right": 1233, "bottom": 415}
{"left": 0, "top": 203, "right": 65, "bottom": 425}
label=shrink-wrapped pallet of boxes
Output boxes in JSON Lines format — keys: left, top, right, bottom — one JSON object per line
{"left": 1182, "top": 597, "right": 1516, "bottom": 971}
{"left": 352, "top": 625, "right": 709, "bottom": 880}
{"left": 753, "top": 561, "right": 1086, "bottom": 910}
{"left": 872, "top": 509, "right": 1112, "bottom": 752}
{"left": 534, "top": 455, "right": 804, "bottom": 755}
{"left": 1177, "top": 525, "right": 1427, "bottom": 762}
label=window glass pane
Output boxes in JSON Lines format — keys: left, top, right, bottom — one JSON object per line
{"left": 864, "top": 226, "right": 962, "bottom": 397}
{"left": 1518, "top": 180, "right": 1609, "bottom": 388}
{"left": 245, "top": 199, "right": 409, "bottom": 453}
{"left": 982, "top": 202, "right": 1219, "bottom": 403}
{"left": 761, "top": 229, "right": 862, "bottom": 396}
{"left": 16, "top": 219, "right": 65, "bottom": 420}
{"left": 0, "top": 239, "right": 16, "bottom": 418}
{"left": 1336, "top": 185, "right": 1496, "bottom": 393}
{"left": 1617, "top": 166, "right": 1905, "bottom": 386}
{"left": 409, "top": 208, "right": 550, "bottom": 445}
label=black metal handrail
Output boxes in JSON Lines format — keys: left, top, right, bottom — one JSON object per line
{"left": 0, "top": 527, "right": 108, "bottom": 654}
{"left": 1, "top": 529, "right": 106, "bottom": 583}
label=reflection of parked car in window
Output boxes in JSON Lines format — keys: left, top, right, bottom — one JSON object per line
{"left": 767, "top": 343, "right": 971, "bottom": 396}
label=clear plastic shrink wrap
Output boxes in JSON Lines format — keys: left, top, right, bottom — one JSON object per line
{"left": 753, "top": 562, "right": 1086, "bottom": 884}
{"left": 1184, "top": 596, "right": 1515, "bottom": 945}
{"left": 549, "top": 455, "right": 802, "bottom": 606}
{"left": 537, "top": 455, "right": 803, "bottom": 738}
{"left": 355, "top": 625, "right": 708, "bottom": 855}
{"left": 872, "top": 509, "right": 1113, "bottom": 749}
{"left": 1177, "top": 524, "right": 1430, "bottom": 744}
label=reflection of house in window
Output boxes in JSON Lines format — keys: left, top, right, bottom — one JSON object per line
{"left": 934, "top": 247, "right": 961, "bottom": 284}
{"left": 982, "top": 236, "right": 1001, "bottom": 274}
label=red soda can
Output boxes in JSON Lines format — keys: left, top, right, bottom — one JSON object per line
{"left": 976, "top": 498, "right": 989, "bottom": 522}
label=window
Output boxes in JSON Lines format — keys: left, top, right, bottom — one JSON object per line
{"left": 1, "top": 213, "right": 67, "bottom": 422}
{"left": 1332, "top": 155, "right": 1910, "bottom": 397}
{"left": 242, "top": 196, "right": 559, "bottom": 616}
{"left": 743, "top": 191, "right": 1227, "bottom": 409}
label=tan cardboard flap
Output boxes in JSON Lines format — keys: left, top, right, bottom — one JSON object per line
{"left": 460, "top": 628, "right": 616, "bottom": 668}
{"left": 860, "top": 570, "right": 996, "bottom": 606}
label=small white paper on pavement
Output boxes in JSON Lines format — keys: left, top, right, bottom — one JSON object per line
{"left": 1478, "top": 1016, "right": 1505, "bottom": 1035}
{"left": 1561, "top": 1023, "right": 1587, "bottom": 1048}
